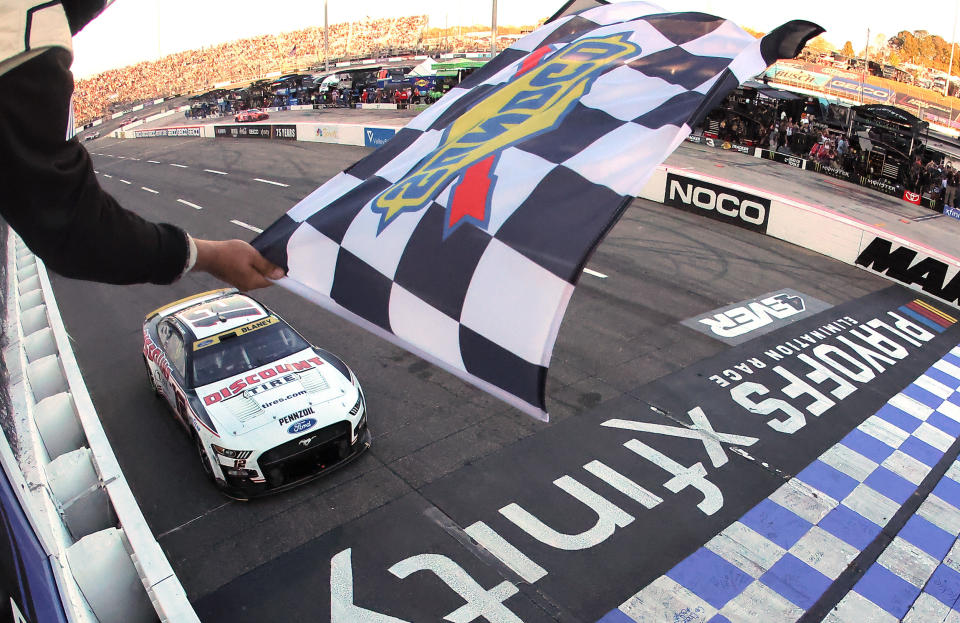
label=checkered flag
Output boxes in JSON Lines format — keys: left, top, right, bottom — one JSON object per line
{"left": 254, "top": 2, "right": 822, "bottom": 420}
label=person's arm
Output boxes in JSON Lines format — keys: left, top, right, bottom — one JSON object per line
{"left": 0, "top": 48, "right": 281, "bottom": 289}
{"left": 0, "top": 49, "right": 189, "bottom": 283}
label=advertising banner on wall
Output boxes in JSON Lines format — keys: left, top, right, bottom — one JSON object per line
{"left": 766, "top": 63, "right": 830, "bottom": 86}
{"left": 133, "top": 126, "right": 201, "bottom": 138}
{"left": 663, "top": 172, "right": 771, "bottom": 234}
{"left": 825, "top": 77, "right": 894, "bottom": 103}
{"left": 271, "top": 125, "right": 297, "bottom": 140}
{"left": 362, "top": 127, "right": 395, "bottom": 147}
{"left": 214, "top": 125, "right": 271, "bottom": 139}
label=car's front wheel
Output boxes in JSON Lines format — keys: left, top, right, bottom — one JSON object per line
{"left": 143, "top": 357, "right": 162, "bottom": 399}
{"left": 193, "top": 432, "right": 215, "bottom": 482}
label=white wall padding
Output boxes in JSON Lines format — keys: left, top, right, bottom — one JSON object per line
{"left": 17, "top": 274, "right": 40, "bottom": 295}
{"left": 23, "top": 327, "right": 56, "bottom": 362}
{"left": 34, "top": 393, "right": 86, "bottom": 459}
{"left": 18, "top": 288, "right": 44, "bottom": 312}
{"left": 20, "top": 305, "right": 48, "bottom": 336}
{"left": 26, "top": 354, "right": 67, "bottom": 402}
{"left": 46, "top": 448, "right": 113, "bottom": 540}
{"left": 66, "top": 529, "right": 156, "bottom": 623}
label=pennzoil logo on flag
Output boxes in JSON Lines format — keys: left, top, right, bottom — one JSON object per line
{"left": 253, "top": 1, "right": 822, "bottom": 419}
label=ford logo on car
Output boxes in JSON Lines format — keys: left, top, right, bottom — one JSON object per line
{"left": 288, "top": 418, "right": 317, "bottom": 435}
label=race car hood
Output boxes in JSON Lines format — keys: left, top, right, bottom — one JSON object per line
{"left": 196, "top": 350, "right": 356, "bottom": 436}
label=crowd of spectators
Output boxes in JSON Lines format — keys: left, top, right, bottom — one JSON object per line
{"left": 699, "top": 98, "right": 960, "bottom": 211}
{"left": 73, "top": 15, "right": 430, "bottom": 124}
{"left": 907, "top": 159, "right": 959, "bottom": 206}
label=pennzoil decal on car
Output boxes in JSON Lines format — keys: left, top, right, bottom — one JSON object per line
{"left": 681, "top": 289, "right": 832, "bottom": 345}
{"left": 279, "top": 407, "right": 315, "bottom": 426}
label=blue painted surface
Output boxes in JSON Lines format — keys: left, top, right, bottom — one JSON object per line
{"left": 0, "top": 462, "right": 67, "bottom": 623}
{"left": 363, "top": 127, "right": 396, "bottom": 147}
{"left": 601, "top": 345, "right": 960, "bottom": 622}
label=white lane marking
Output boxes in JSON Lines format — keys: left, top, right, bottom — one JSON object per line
{"left": 176, "top": 199, "right": 203, "bottom": 210}
{"left": 230, "top": 220, "right": 263, "bottom": 234}
{"left": 583, "top": 268, "right": 608, "bottom": 279}
{"left": 102, "top": 174, "right": 112, "bottom": 178}
{"left": 141, "top": 187, "right": 159, "bottom": 194}
{"left": 170, "top": 163, "right": 188, "bottom": 168}
{"left": 204, "top": 169, "right": 227, "bottom": 175}
{"left": 129, "top": 157, "right": 140, "bottom": 160}
{"left": 94, "top": 170, "right": 98, "bottom": 174}
{"left": 147, "top": 160, "right": 160, "bottom": 163}
{"left": 253, "top": 178, "right": 288, "bottom": 187}
{"left": 117, "top": 155, "right": 127, "bottom": 159}
{"left": 103, "top": 154, "right": 114, "bottom": 157}
{"left": 120, "top": 179, "right": 131, "bottom": 184}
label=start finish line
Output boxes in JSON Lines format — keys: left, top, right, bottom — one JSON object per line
{"left": 196, "top": 286, "right": 960, "bottom": 622}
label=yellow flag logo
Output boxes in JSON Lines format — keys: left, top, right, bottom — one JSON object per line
{"left": 372, "top": 33, "right": 642, "bottom": 234}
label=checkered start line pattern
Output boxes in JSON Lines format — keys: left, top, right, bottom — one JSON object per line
{"left": 596, "top": 343, "right": 960, "bottom": 623}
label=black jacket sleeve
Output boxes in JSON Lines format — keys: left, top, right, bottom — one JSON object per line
{"left": 0, "top": 47, "right": 189, "bottom": 285}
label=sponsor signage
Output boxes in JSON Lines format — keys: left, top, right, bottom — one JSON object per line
{"left": 946, "top": 206, "right": 960, "bottom": 221}
{"left": 686, "top": 135, "right": 752, "bottom": 154}
{"left": 364, "top": 127, "right": 396, "bottom": 147}
{"left": 214, "top": 124, "right": 271, "bottom": 139}
{"left": 815, "top": 163, "right": 853, "bottom": 181}
{"left": 202, "top": 357, "right": 327, "bottom": 404}
{"left": 278, "top": 407, "right": 315, "bottom": 426}
{"left": 197, "top": 288, "right": 960, "bottom": 622}
{"left": 681, "top": 289, "right": 832, "bottom": 345}
{"left": 903, "top": 190, "right": 922, "bottom": 204}
{"left": 315, "top": 126, "right": 340, "bottom": 139}
{"left": 826, "top": 77, "right": 893, "bottom": 103}
{"left": 723, "top": 142, "right": 752, "bottom": 154}
{"left": 856, "top": 237, "right": 960, "bottom": 308}
{"left": 895, "top": 94, "right": 951, "bottom": 117}
{"left": 858, "top": 175, "right": 899, "bottom": 197}
{"left": 769, "top": 66, "right": 830, "bottom": 86}
{"left": 271, "top": 124, "right": 297, "bottom": 140}
{"left": 133, "top": 126, "right": 201, "bottom": 138}
{"left": 760, "top": 149, "right": 806, "bottom": 169}
{"left": 664, "top": 173, "right": 770, "bottom": 233}
{"left": 287, "top": 418, "right": 317, "bottom": 435}
{"left": 358, "top": 103, "right": 399, "bottom": 111}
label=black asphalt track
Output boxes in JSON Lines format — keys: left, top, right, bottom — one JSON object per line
{"left": 47, "top": 135, "right": 960, "bottom": 621}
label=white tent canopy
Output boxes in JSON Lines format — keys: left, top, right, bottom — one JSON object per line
{"left": 408, "top": 57, "right": 437, "bottom": 77}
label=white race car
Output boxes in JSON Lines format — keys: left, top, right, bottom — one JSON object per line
{"left": 142, "top": 289, "right": 369, "bottom": 499}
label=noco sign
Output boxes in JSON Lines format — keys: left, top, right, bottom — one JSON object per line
{"left": 664, "top": 173, "right": 770, "bottom": 233}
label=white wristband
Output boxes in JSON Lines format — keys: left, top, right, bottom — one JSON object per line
{"left": 179, "top": 234, "right": 198, "bottom": 280}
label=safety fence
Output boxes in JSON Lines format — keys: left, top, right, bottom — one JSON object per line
{"left": 1, "top": 232, "right": 198, "bottom": 622}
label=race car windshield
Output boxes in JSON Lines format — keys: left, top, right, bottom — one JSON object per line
{"left": 190, "top": 323, "right": 310, "bottom": 386}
